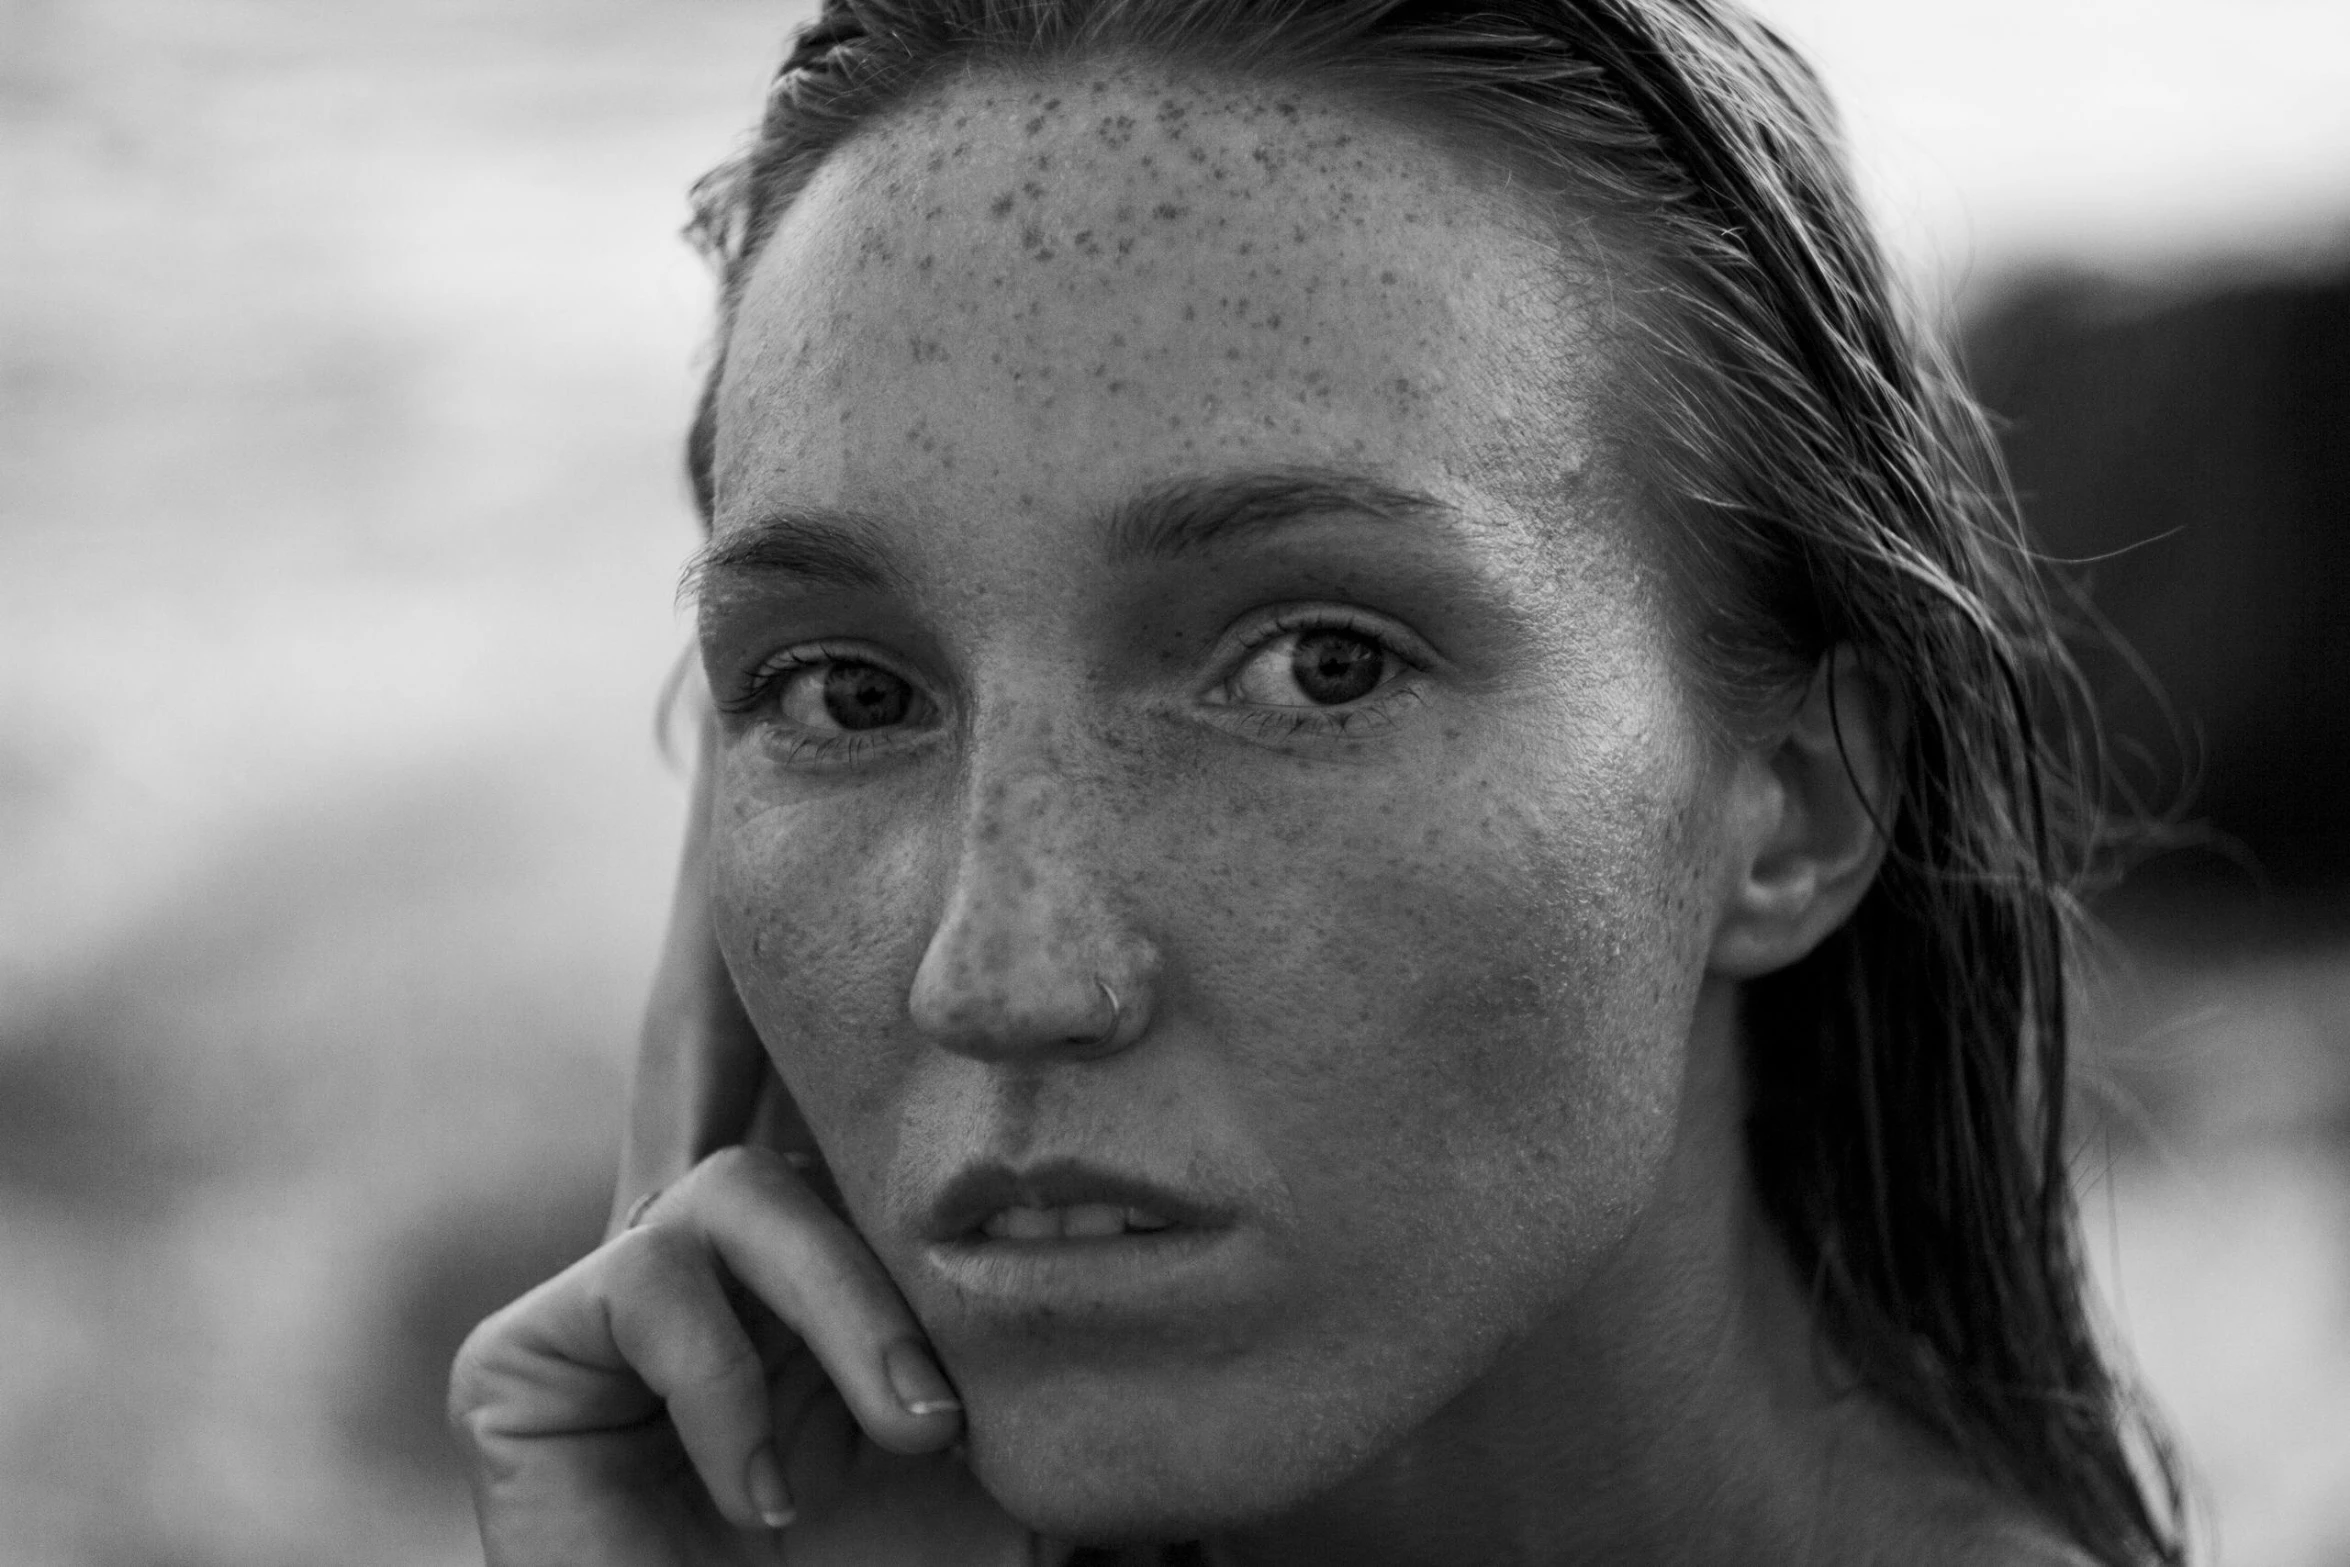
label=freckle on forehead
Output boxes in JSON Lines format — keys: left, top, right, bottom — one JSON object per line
{"left": 721, "top": 60, "right": 1598, "bottom": 527}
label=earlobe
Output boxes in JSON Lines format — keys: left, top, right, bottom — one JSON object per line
{"left": 1707, "top": 648, "right": 1901, "bottom": 980}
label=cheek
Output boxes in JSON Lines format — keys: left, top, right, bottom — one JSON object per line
{"left": 1179, "top": 734, "right": 1712, "bottom": 1287}
{"left": 709, "top": 784, "right": 930, "bottom": 1140}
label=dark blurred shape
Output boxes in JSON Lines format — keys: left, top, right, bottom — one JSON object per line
{"left": 1965, "top": 259, "right": 2350, "bottom": 931}
{"left": 339, "top": 1150, "right": 613, "bottom": 1486}
{"left": 0, "top": 1009, "right": 229, "bottom": 1220}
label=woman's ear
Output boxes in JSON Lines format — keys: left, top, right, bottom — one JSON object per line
{"left": 1707, "top": 647, "right": 1903, "bottom": 980}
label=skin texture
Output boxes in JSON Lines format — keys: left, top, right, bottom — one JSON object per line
{"left": 685, "top": 58, "right": 1998, "bottom": 1563}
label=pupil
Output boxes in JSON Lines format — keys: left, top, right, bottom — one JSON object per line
{"left": 822, "top": 663, "right": 912, "bottom": 730}
{"left": 1290, "top": 631, "right": 1383, "bottom": 705}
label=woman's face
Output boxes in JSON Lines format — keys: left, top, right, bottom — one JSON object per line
{"left": 702, "top": 62, "right": 1736, "bottom": 1537}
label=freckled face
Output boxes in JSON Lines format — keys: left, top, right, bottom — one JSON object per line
{"left": 702, "top": 64, "right": 1728, "bottom": 1538}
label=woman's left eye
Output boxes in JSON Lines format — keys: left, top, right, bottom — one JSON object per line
{"left": 1223, "top": 622, "right": 1409, "bottom": 710}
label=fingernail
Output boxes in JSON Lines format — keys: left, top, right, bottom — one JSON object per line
{"left": 883, "top": 1339, "right": 962, "bottom": 1418}
{"left": 745, "top": 1443, "right": 794, "bottom": 1530}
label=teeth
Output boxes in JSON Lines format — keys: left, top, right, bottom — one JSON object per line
{"left": 1060, "top": 1203, "right": 1125, "bottom": 1238}
{"left": 977, "top": 1203, "right": 1176, "bottom": 1239}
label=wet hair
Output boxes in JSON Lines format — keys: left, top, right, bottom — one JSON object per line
{"left": 677, "top": 3, "right": 2185, "bottom": 1561}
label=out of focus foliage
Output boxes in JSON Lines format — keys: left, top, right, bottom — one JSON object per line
{"left": 1968, "top": 263, "right": 2350, "bottom": 920}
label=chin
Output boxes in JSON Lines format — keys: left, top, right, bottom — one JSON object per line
{"left": 952, "top": 1356, "right": 1385, "bottom": 1545}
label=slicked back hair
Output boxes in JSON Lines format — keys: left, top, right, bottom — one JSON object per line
{"left": 679, "top": 3, "right": 2184, "bottom": 1561}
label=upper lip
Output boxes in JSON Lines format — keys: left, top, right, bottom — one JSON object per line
{"left": 922, "top": 1158, "right": 1235, "bottom": 1242}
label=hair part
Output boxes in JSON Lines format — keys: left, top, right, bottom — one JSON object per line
{"left": 679, "top": 4, "right": 2185, "bottom": 1561}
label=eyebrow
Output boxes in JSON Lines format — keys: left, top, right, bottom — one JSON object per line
{"left": 684, "top": 505, "right": 906, "bottom": 603}
{"left": 685, "top": 467, "right": 1456, "bottom": 602}
{"left": 1103, "top": 468, "right": 1455, "bottom": 562}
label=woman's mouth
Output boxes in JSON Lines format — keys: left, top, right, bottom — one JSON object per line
{"left": 977, "top": 1203, "right": 1178, "bottom": 1241}
{"left": 912, "top": 1158, "right": 1272, "bottom": 1328}
{"left": 923, "top": 1158, "right": 1229, "bottom": 1244}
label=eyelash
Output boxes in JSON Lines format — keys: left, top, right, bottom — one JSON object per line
{"left": 717, "top": 608, "right": 1429, "bottom": 762}
{"left": 1206, "top": 607, "right": 1428, "bottom": 739}
{"left": 717, "top": 642, "right": 938, "bottom": 765}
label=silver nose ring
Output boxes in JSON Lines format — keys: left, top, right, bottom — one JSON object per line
{"left": 1085, "top": 976, "right": 1123, "bottom": 1049}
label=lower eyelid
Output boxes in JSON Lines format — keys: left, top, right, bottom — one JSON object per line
{"left": 1210, "top": 678, "right": 1424, "bottom": 739}
{"left": 761, "top": 722, "right": 944, "bottom": 769}
{"left": 1229, "top": 702, "right": 1408, "bottom": 743}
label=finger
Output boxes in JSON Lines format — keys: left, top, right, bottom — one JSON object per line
{"left": 448, "top": 1235, "right": 787, "bottom": 1537}
{"left": 608, "top": 1225, "right": 800, "bottom": 1531}
{"left": 765, "top": 1346, "right": 860, "bottom": 1520}
{"left": 611, "top": 703, "right": 771, "bottom": 1239}
{"left": 669, "top": 1145, "right": 965, "bottom": 1457}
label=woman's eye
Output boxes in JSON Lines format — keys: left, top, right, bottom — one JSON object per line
{"left": 1228, "top": 627, "right": 1401, "bottom": 708}
{"left": 775, "top": 659, "right": 923, "bottom": 733}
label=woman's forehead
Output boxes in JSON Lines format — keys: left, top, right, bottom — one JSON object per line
{"left": 714, "top": 59, "right": 1608, "bottom": 544}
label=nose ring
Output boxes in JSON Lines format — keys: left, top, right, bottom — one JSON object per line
{"left": 1085, "top": 976, "right": 1123, "bottom": 1050}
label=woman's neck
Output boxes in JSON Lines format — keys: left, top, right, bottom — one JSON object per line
{"left": 1204, "top": 981, "right": 2045, "bottom": 1567}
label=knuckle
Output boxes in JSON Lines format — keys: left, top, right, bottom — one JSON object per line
{"left": 697, "top": 1142, "right": 756, "bottom": 1184}
{"left": 444, "top": 1310, "right": 517, "bottom": 1444}
{"left": 609, "top": 1218, "right": 699, "bottom": 1283}
{"left": 445, "top": 1381, "right": 495, "bottom": 1455}
{"left": 676, "top": 1324, "right": 766, "bottom": 1397}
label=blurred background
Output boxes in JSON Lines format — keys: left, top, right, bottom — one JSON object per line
{"left": 1, "top": 0, "right": 2344, "bottom": 1561}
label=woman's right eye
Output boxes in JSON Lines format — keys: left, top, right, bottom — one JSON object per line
{"left": 777, "top": 659, "right": 921, "bottom": 734}
{"left": 730, "top": 649, "right": 937, "bottom": 759}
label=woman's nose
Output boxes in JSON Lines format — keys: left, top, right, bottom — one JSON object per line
{"left": 906, "top": 766, "right": 1158, "bottom": 1063}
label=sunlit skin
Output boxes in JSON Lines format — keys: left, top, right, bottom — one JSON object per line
{"left": 677, "top": 58, "right": 2015, "bottom": 1565}
{"left": 435, "top": 48, "right": 2084, "bottom": 1567}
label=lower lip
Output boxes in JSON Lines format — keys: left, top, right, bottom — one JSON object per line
{"left": 919, "top": 1224, "right": 1258, "bottom": 1319}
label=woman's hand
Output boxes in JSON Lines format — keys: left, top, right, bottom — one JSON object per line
{"left": 447, "top": 1144, "right": 1039, "bottom": 1566}
{"left": 447, "top": 703, "right": 1036, "bottom": 1563}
